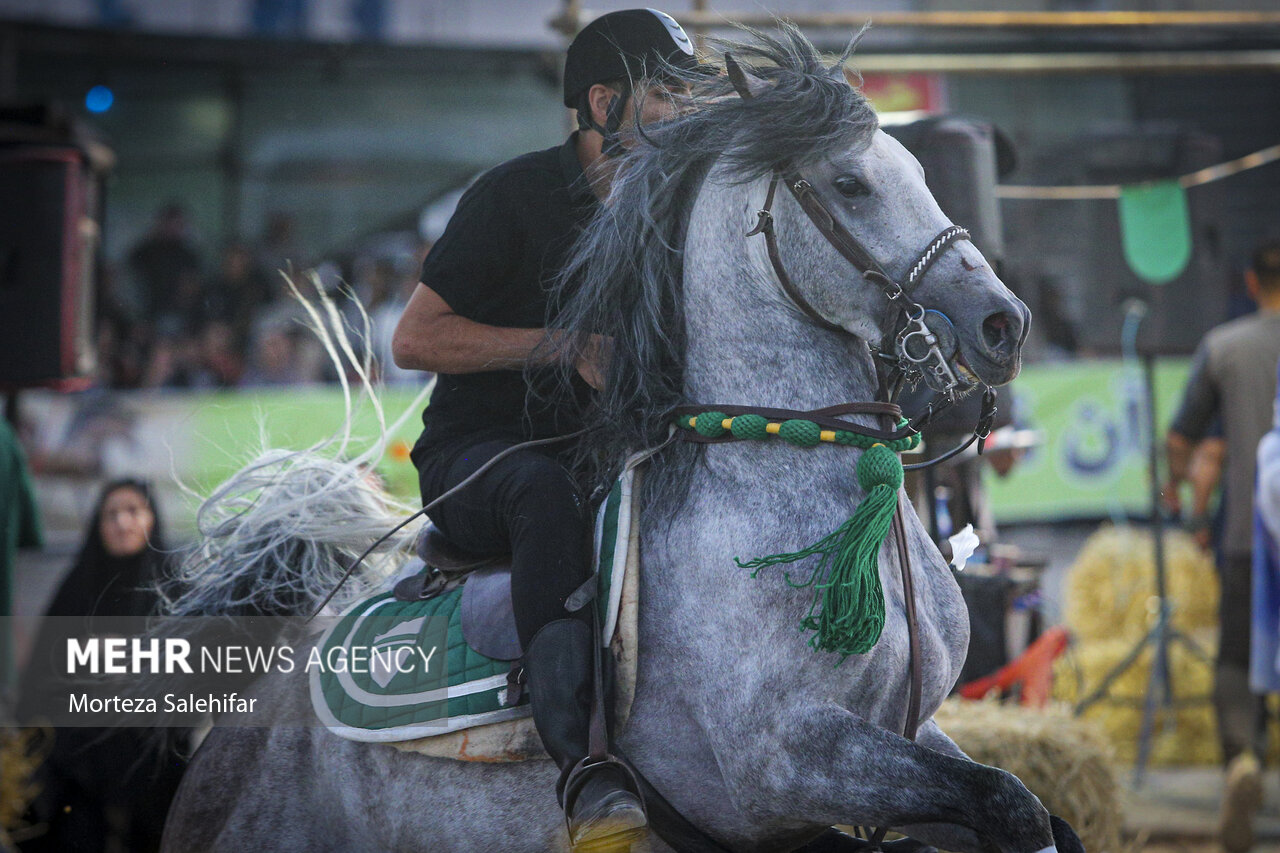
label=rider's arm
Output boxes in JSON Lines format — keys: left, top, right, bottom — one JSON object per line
{"left": 392, "top": 285, "right": 607, "bottom": 388}
{"left": 391, "top": 284, "right": 551, "bottom": 374}
{"left": 391, "top": 166, "right": 559, "bottom": 375}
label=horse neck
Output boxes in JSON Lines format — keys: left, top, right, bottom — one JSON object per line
{"left": 680, "top": 173, "right": 882, "bottom": 414}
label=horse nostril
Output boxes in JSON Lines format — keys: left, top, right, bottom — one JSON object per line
{"left": 982, "top": 311, "right": 1019, "bottom": 357}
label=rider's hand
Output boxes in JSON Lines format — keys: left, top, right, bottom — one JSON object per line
{"left": 575, "top": 334, "right": 611, "bottom": 391}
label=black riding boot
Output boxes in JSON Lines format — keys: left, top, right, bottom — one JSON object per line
{"left": 523, "top": 618, "right": 647, "bottom": 852}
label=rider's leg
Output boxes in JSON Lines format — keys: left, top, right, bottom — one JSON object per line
{"left": 416, "top": 441, "right": 646, "bottom": 850}
{"left": 416, "top": 439, "right": 592, "bottom": 644}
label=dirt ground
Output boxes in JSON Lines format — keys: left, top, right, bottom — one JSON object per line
{"left": 1121, "top": 765, "right": 1280, "bottom": 853}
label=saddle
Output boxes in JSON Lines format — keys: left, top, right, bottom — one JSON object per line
{"left": 392, "top": 524, "right": 523, "bottom": 662}
{"left": 312, "top": 459, "right": 642, "bottom": 758}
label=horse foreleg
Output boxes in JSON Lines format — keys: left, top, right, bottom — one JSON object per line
{"left": 901, "top": 721, "right": 1084, "bottom": 853}
{"left": 711, "top": 704, "right": 1056, "bottom": 853}
{"left": 888, "top": 720, "right": 1005, "bottom": 852}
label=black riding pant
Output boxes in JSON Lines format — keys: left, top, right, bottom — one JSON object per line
{"left": 415, "top": 439, "right": 593, "bottom": 649}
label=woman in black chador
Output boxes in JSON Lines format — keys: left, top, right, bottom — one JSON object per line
{"left": 18, "top": 479, "right": 186, "bottom": 853}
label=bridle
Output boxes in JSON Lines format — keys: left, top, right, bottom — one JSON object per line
{"left": 743, "top": 162, "right": 1002, "bottom": 472}
{"left": 725, "top": 55, "right": 981, "bottom": 408}
{"left": 747, "top": 169, "right": 974, "bottom": 402}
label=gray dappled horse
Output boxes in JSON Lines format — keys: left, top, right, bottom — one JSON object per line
{"left": 161, "top": 27, "right": 1076, "bottom": 853}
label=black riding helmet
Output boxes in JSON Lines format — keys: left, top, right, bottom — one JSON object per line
{"left": 562, "top": 8, "right": 699, "bottom": 107}
{"left": 563, "top": 9, "right": 700, "bottom": 156}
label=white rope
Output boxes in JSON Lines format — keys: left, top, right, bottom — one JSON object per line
{"left": 995, "top": 142, "right": 1280, "bottom": 200}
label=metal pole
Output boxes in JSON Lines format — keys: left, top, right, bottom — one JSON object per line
{"left": 1145, "top": 353, "right": 1172, "bottom": 635}
{"left": 691, "top": 0, "right": 709, "bottom": 55}
{"left": 677, "top": 10, "right": 1280, "bottom": 29}
{"left": 1133, "top": 351, "right": 1175, "bottom": 786}
{"left": 831, "top": 51, "right": 1280, "bottom": 75}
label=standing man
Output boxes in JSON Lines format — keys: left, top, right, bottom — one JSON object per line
{"left": 1166, "top": 239, "right": 1280, "bottom": 852}
{"left": 391, "top": 10, "right": 699, "bottom": 851}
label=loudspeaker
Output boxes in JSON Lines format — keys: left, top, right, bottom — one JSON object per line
{"left": 0, "top": 145, "right": 98, "bottom": 387}
{"left": 884, "top": 116, "right": 1015, "bottom": 264}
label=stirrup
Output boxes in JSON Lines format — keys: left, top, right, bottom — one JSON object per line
{"left": 562, "top": 754, "right": 648, "bottom": 849}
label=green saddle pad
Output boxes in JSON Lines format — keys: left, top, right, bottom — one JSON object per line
{"left": 311, "top": 463, "right": 638, "bottom": 742}
{"left": 309, "top": 587, "right": 525, "bottom": 740}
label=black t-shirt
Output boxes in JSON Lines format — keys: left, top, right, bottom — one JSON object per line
{"left": 411, "top": 135, "right": 599, "bottom": 463}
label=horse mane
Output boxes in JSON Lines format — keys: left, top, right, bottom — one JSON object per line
{"left": 546, "top": 22, "right": 879, "bottom": 491}
{"left": 160, "top": 275, "right": 430, "bottom": 624}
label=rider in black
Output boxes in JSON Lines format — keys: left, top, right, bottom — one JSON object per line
{"left": 392, "top": 10, "right": 699, "bottom": 850}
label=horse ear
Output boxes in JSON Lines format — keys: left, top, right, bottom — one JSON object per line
{"left": 724, "top": 53, "right": 769, "bottom": 100}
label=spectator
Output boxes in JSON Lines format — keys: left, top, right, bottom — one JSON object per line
{"left": 1251, "top": 359, "right": 1280, "bottom": 698}
{"left": 126, "top": 203, "right": 203, "bottom": 337}
{"left": 16, "top": 479, "right": 185, "bottom": 853}
{"left": 200, "top": 321, "right": 245, "bottom": 388}
{"left": 206, "top": 241, "right": 272, "bottom": 350}
{"left": 365, "top": 251, "right": 427, "bottom": 386}
{"left": 140, "top": 333, "right": 193, "bottom": 389}
{"left": 1036, "top": 276, "right": 1078, "bottom": 359}
{"left": 241, "top": 323, "right": 315, "bottom": 387}
{"left": 1165, "top": 238, "right": 1280, "bottom": 853}
{"left": 255, "top": 211, "right": 302, "bottom": 280}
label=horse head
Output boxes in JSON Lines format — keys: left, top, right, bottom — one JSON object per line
{"left": 727, "top": 55, "right": 1030, "bottom": 392}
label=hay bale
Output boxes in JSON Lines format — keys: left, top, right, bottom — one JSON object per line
{"left": 1052, "top": 637, "right": 1219, "bottom": 766}
{"left": 1055, "top": 524, "right": 1221, "bottom": 766}
{"left": 934, "top": 699, "right": 1122, "bottom": 853}
{"left": 1062, "top": 525, "right": 1218, "bottom": 644}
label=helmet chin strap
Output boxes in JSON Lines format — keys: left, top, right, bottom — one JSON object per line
{"left": 586, "top": 87, "right": 632, "bottom": 159}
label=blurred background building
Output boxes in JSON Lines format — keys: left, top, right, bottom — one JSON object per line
{"left": 0, "top": 0, "right": 1276, "bottom": 362}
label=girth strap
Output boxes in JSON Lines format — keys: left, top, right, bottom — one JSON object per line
{"left": 615, "top": 752, "right": 736, "bottom": 853}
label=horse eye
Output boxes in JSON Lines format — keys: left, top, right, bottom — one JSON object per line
{"left": 833, "top": 175, "right": 869, "bottom": 198}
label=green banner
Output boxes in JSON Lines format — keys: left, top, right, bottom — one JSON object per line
{"left": 986, "top": 359, "right": 1190, "bottom": 521}
{"left": 181, "top": 362, "right": 1192, "bottom": 524}
{"left": 1118, "top": 180, "right": 1192, "bottom": 285}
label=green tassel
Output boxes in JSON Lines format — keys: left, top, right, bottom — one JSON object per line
{"left": 736, "top": 444, "right": 903, "bottom": 661}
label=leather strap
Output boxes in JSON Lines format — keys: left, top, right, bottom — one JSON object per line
{"left": 892, "top": 501, "right": 923, "bottom": 742}
{"left": 778, "top": 168, "right": 895, "bottom": 284}
{"left": 753, "top": 175, "right": 847, "bottom": 333}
